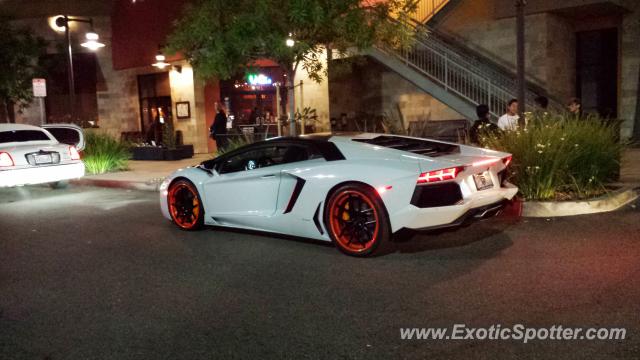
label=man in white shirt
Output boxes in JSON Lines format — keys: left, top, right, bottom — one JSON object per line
{"left": 498, "top": 99, "right": 520, "bottom": 131}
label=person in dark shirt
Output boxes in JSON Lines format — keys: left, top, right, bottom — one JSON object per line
{"left": 210, "top": 103, "right": 228, "bottom": 152}
{"left": 469, "top": 104, "right": 500, "bottom": 145}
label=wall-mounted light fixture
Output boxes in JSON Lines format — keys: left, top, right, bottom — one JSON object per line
{"left": 152, "top": 52, "right": 170, "bottom": 69}
{"left": 81, "top": 32, "right": 105, "bottom": 50}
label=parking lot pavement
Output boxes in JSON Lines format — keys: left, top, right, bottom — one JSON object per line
{"left": 1, "top": 185, "right": 639, "bottom": 359}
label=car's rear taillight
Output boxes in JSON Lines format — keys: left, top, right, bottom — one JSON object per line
{"left": 502, "top": 155, "right": 513, "bottom": 167}
{"left": 417, "top": 166, "right": 464, "bottom": 184}
{"left": 0, "top": 152, "right": 14, "bottom": 167}
{"left": 69, "top": 146, "right": 81, "bottom": 160}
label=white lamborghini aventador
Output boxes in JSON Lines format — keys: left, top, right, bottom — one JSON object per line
{"left": 160, "top": 133, "right": 518, "bottom": 256}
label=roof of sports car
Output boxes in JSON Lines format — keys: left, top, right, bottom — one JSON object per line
{"left": 277, "top": 133, "right": 460, "bottom": 158}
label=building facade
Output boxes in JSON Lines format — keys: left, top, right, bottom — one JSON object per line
{"left": 3, "top": 0, "right": 639, "bottom": 150}
{"left": 4, "top": 0, "right": 332, "bottom": 154}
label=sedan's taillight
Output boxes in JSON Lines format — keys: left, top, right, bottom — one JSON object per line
{"left": 0, "top": 152, "right": 14, "bottom": 167}
{"left": 69, "top": 146, "right": 81, "bottom": 160}
{"left": 502, "top": 155, "right": 513, "bottom": 167}
{"left": 417, "top": 166, "right": 464, "bottom": 184}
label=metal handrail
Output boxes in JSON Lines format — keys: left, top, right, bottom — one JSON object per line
{"left": 380, "top": 16, "right": 561, "bottom": 118}
{"left": 414, "top": 22, "right": 564, "bottom": 108}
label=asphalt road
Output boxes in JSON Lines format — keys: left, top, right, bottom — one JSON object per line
{"left": 1, "top": 185, "right": 639, "bottom": 359}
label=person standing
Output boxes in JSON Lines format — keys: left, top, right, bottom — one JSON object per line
{"left": 498, "top": 99, "right": 520, "bottom": 131}
{"left": 469, "top": 104, "right": 500, "bottom": 144}
{"left": 567, "top": 97, "right": 582, "bottom": 117}
{"left": 210, "top": 102, "right": 228, "bottom": 152}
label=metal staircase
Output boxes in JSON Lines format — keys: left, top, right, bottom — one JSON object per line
{"left": 369, "top": 6, "right": 560, "bottom": 120}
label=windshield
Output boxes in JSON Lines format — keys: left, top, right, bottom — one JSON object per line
{"left": 0, "top": 130, "right": 51, "bottom": 144}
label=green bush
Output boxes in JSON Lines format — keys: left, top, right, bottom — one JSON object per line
{"left": 82, "top": 133, "right": 130, "bottom": 174}
{"left": 215, "top": 136, "right": 252, "bottom": 156}
{"left": 481, "top": 112, "right": 625, "bottom": 201}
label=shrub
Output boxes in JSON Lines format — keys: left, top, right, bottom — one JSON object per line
{"left": 82, "top": 133, "right": 130, "bottom": 174}
{"left": 481, "top": 112, "right": 625, "bottom": 201}
{"left": 215, "top": 136, "right": 252, "bottom": 156}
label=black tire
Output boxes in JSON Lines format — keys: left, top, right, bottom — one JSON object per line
{"left": 167, "top": 179, "right": 205, "bottom": 231}
{"left": 49, "top": 181, "right": 69, "bottom": 189}
{"left": 324, "top": 183, "right": 392, "bottom": 257}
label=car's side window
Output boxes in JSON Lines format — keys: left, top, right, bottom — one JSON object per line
{"left": 218, "top": 146, "right": 281, "bottom": 174}
{"left": 217, "top": 143, "right": 325, "bottom": 174}
{"left": 279, "top": 144, "right": 323, "bottom": 164}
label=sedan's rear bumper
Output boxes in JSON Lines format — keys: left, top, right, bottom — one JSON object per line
{"left": 0, "top": 162, "right": 85, "bottom": 187}
{"left": 393, "top": 183, "right": 518, "bottom": 231}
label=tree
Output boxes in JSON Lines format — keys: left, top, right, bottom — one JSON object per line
{"left": 0, "top": 19, "right": 47, "bottom": 123}
{"left": 167, "top": 0, "right": 416, "bottom": 135}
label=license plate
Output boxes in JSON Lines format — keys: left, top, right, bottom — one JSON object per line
{"left": 473, "top": 171, "right": 494, "bottom": 191}
{"left": 35, "top": 154, "right": 53, "bottom": 164}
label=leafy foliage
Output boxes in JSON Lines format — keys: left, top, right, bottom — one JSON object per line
{"left": 0, "top": 19, "right": 47, "bottom": 121}
{"left": 167, "top": 0, "right": 416, "bottom": 81}
{"left": 162, "top": 118, "right": 177, "bottom": 149}
{"left": 83, "top": 133, "right": 131, "bottom": 174}
{"left": 481, "top": 112, "right": 625, "bottom": 201}
{"left": 215, "top": 136, "right": 252, "bottom": 156}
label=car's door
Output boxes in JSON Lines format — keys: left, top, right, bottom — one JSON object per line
{"left": 41, "top": 124, "right": 85, "bottom": 151}
{"left": 276, "top": 143, "right": 326, "bottom": 212}
{"left": 204, "top": 144, "right": 288, "bottom": 219}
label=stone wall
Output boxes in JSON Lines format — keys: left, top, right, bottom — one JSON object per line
{"left": 437, "top": 0, "right": 552, "bottom": 93}
{"left": 294, "top": 49, "right": 331, "bottom": 133}
{"left": 169, "top": 64, "right": 208, "bottom": 154}
{"left": 437, "top": 0, "right": 639, "bottom": 137}
{"left": 329, "top": 57, "right": 464, "bottom": 129}
{"left": 94, "top": 21, "right": 142, "bottom": 140}
{"left": 619, "top": 6, "right": 640, "bottom": 139}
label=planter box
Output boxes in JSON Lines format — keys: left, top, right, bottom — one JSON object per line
{"left": 131, "top": 146, "right": 164, "bottom": 160}
{"left": 131, "top": 145, "right": 194, "bottom": 161}
{"left": 176, "top": 144, "right": 194, "bottom": 159}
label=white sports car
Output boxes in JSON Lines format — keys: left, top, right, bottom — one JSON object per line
{"left": 160, "top": 133, "right": 518, "bottom": 256}
{"left": 0, "top": 123, "right": 85, "bottom": 188}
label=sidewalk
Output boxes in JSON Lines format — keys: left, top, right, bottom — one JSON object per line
{"left": 72, "top": 154, "right": 211, "bottom": 191}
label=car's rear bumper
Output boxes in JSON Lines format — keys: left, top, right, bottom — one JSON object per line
{"left": 413, "top": 200, "right": 509, "bottom": 231}
{"left": 0, "top": 162, "right": 85, "bottom": 187}
{"left": 393, "top": 182, "right": 518, "bottom": 231}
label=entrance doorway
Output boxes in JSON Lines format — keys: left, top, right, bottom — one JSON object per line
{"left": 576, "top": 28, "right": 618, "bottom": 118}
{"left": 138, "top": 72, "right": 172, "bottom": 145}
{"left": 219, "top": 67, "right": 284, "bottom": 136}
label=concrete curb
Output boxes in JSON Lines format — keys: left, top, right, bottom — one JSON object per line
{"left": 522, "top": 187, "right": 639, "bottom": 218}
{"left": 71, "top": 178, "right": 161, "bottom": 192}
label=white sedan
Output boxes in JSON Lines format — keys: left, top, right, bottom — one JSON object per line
{"left": 160, "top": 133, "right": 518, "bottom": 257}
{"left": 0, "top": 123, "right": 85, "bottom": 188}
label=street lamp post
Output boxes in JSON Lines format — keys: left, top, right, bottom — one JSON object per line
{"left": 55, "top": 16, "right": 105, "bottom": 122}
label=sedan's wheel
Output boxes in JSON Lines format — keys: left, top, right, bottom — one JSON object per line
{"left": 325, "top": 184, "right": 391, "bottom": 257}
{"left": 168, "top": 179, "right": 204, "bottom": 231}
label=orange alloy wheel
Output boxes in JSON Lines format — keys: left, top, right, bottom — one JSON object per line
{"left": 328, "top": 190, "right": 380, "bottom": 254}
{"left": 168, "top": 181, "right": 203, "bottom": 230}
